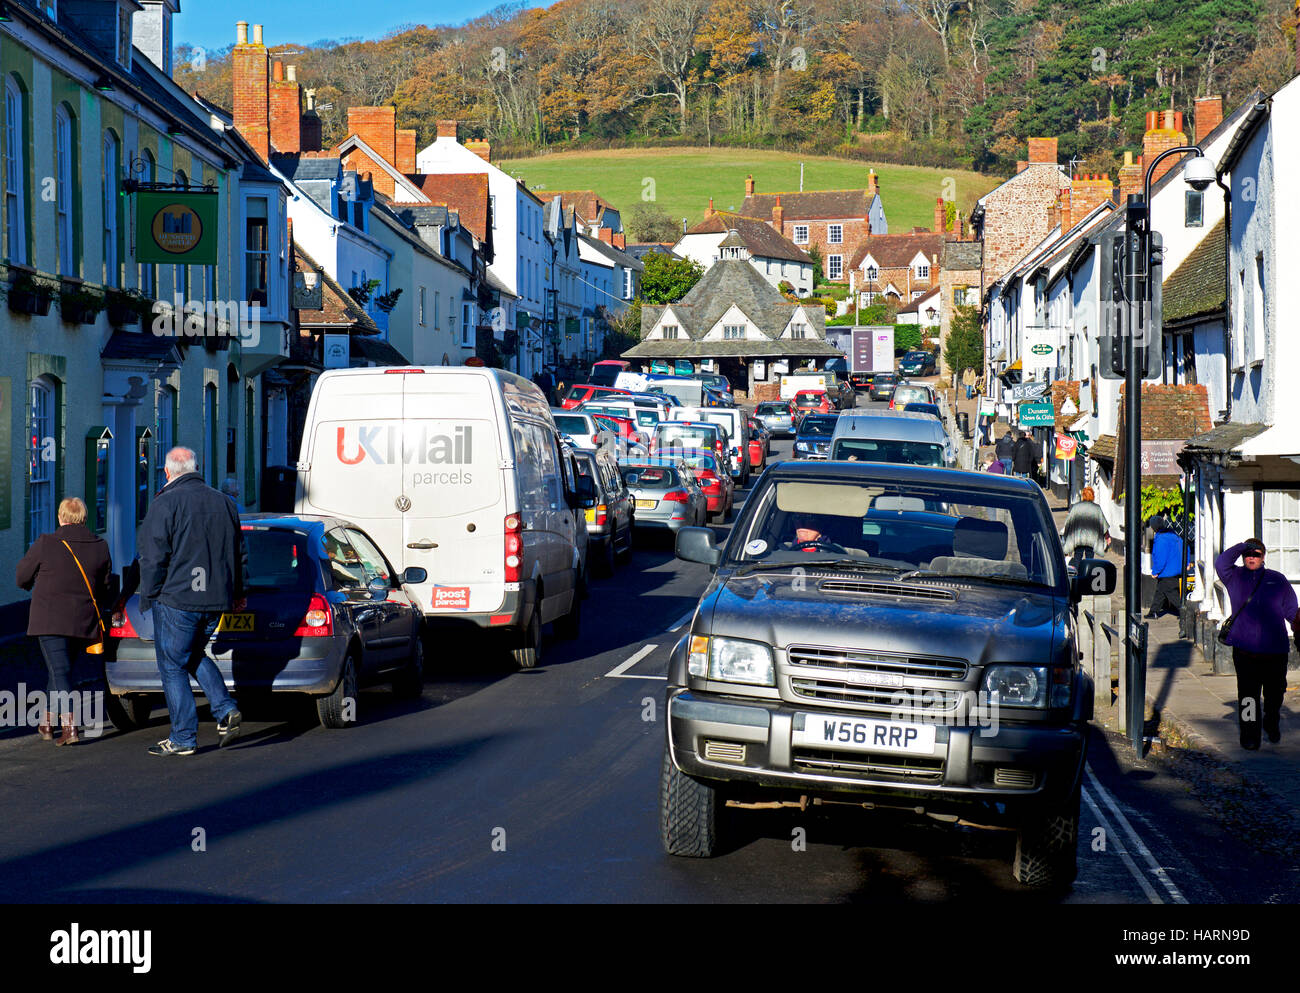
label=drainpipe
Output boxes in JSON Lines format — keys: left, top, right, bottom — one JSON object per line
{"left": 1214, "top": 170, "right": 1232, "bottom": 423}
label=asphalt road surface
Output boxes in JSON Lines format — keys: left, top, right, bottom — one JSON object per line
{"left": 0, "top": 395, "right": 1289, "bottom": 904}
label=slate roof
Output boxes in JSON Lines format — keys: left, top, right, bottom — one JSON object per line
{"left": 578, "top": 234, "right": 643, "bottom": 270}
{"left": 849, "top": 233, "right": 944, "bottom": 271}
{"left": 740, "top": 190, "right": 875, "bottom": 221}
{"left": 1180, "top": 422, "right": 1268, "bottom": 454}
{"left": 352, "top": 336, "right": 411, "bottom": 366}
{"left": 1087, "top": 434, "right": 1117, "bottom": 461}
{"left": 1163, "top": 217, "right": 1226, "bottom": 325}
{"left": 623, "top": 338, "right": 841, "bottom": 359}
{"left": 896, "top": 286, "right": 940, "bottom": 314}
{"left": 684, "top": 212, "right": 812, "bottom": 265}
{"left": 272, "top": 155, "right": 343, "bottom": 182}
{"left": 292, "top": 242, "right": 379, "bottom": 332}
{"left": 101, "top": 329, "right": 183, "bottom": 364}
{"left": 642, "top": 258, "right": 825, "bottom": 338}
{"left": 625, "top": 244, "right": 683, "bottom": 261}
{"left": 403, "top": 174, "right": 490, "bottom": 240}
{"left": 941, "top": 241, "right": 983, "bottom": 270}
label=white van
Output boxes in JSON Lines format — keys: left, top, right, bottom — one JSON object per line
{"left": 667, "top": 406, "right": 751, "bottom": 483}
{"left": 296, "top": 367, "right": 591, "bottom": 668}
{"left": 828, "top": 410, "right": 955, "bottom": 467}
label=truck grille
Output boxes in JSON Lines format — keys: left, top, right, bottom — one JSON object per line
{"left": 787, "top": 645, "right": 968, "bottom": 714}
{"left": 792, "top": 748, "right": 944, "bottom": 784}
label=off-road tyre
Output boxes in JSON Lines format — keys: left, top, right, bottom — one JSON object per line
{"left": 1012, "top": 787, "right": 1081, "bottom": 889}
{"left": 659, "top": 746, "right": 722, "bottom": 857}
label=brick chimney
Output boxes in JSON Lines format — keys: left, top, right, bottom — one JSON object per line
{"left": 1027, "top": 136, "right": 1058, "bottom": 164}
{"left": 1071, "top": 173, "right": 1114, "bottom": 222}
{"left": 597, "top": 228, "right": 613, "bottom": 245}
{"left": 300, "top": 89, "right": 323, "bottom": 152}
{"left": 1118, "top": 150, "right": 1143, "bottom": 202}
{"left": 1046, "top": 199, "right": 1058, "bottom": 231}
{"left": 465, "top": 139, "right": 491, "bottom": 162}
{"left": 954, "top": 210, "right": 964, "bottom": 240}
{"left": 705, "top": 197, "right": 715, "bottom": 218}
{"left": 867, "top": 170, "right": 879, "bottom": 197}
{"left": 745, "top": 174, "right": 755, "bottom": 196}
{"left": 934, "top": 196, "right": 945, "bottom": 235}
{"left": 437, "top": 120, "right": 459, "bottom": 140}
{"left": 232, "top": 21, "right": 270, "bottom": 161}
{"left": 1195, "top": 95, "right": 1223, "bottom": 144}
{"left": 1143, "top": 109, "right": 1188, "bottom": 186}
{"left": 613, "top": 232, "right": 625, "bottom": 249}
{"left": 269, "top": 60, "right": 302, "bottom": 154}
{"left": 396, "top": 129, "right": 417, "bottom": 173}
{"left": 1057, "top": 192, "right": 1072, "bottom": 235}
{"left": 772, "top": 195, "right": 784, "bottom": 235}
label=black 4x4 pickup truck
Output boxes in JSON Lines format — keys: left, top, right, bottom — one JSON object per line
{"left": 662, "top": 460, "right": 1116, "bottom": 889}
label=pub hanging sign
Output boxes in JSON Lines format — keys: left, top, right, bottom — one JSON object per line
{"left": 135, "top": 191, "right": 218, "bottom": 265}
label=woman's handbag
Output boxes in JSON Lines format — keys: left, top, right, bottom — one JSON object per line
{"left": 1217, "top": 572, "right": 1264, "bottom": 645}
{"left": 61, "top": 540, "right": 106, "bottom": 655}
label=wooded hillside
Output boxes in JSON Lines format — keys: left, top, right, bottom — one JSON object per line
{"left": 176, "top": 0, "right": 1300, "bottom": 175}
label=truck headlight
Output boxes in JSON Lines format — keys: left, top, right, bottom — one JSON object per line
{"left": 690, "top": 636, "right": 775, "bottom": 686}
{"left": 983, "top": 665, "right": 1048, "bottom": 708}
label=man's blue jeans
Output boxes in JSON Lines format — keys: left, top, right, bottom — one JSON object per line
{"left": 152, "top": 602, "right": 238, "bottom": 749}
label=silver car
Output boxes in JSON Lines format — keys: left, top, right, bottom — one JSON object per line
{"left": 754, "top": 401, "right": 795, "bottom": 438}
{"left": 621, "top": 460, "right": 707, "bottom": 532}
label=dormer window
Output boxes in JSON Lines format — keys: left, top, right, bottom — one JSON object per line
{"left": 916, "top": 264, "right": 930, "bottom": 280}
{"left": 865, "top": 264, "right": 878, "bottom": 280}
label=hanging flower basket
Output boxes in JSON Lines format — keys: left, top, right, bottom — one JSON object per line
{"left": 7, "top": 272, "right": 57, "bottom": 316}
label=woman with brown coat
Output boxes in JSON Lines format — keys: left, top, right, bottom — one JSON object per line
{"left": 15, "top": 497, "right": 112, "bottom": 745}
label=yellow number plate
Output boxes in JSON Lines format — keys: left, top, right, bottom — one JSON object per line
{"left": 635, "top": 499, "right": 656, "bottom": 509}
{"left": 584, "top": 509, "right": 596, "bottom": 523}
{"left": 216, "top": 613, "right": 254, "bottom": 632}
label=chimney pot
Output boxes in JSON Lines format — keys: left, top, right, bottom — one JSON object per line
{"left": 253, "top": 23, "right": 263, "bottom": 45}
{"left": 236, "top": 20, "right": 248, "bottom": 44}
{"left": 272, "top": 60, "right": 284, "bottom": 81}
{"left": 286, "top": 65, "right": 297, "bottom": 82}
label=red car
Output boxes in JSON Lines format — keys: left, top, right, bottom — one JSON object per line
{"left": 746, "top": 417, "right": 769, "bottom": 469}
{"left": 792, "top": 389, "right": 832, "bottom": 424}
{"left": 561, "top": 383, "right": 631, "bottom": 410}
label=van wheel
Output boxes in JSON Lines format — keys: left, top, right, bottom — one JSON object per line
{"left": 1012, "top": 788, "right": 1080, "bottom": 889}
{"left": 107, "top": 694, "right": 153, "bottom": 732}
{"left": 392, "top": 635, "right": 424, "bottom": 699}
{"left": 512, "top": 610, "right": 542, "bottom": 670}
{"left": 317, "top": 651, "right": 359, "bottom": 729}
{"left": 660, "top": 746, "right": 723, "bottom": 857}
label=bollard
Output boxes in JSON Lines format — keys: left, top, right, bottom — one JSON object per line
{"left": 1079, "top": 601, "right": 1094, "bottom": 702}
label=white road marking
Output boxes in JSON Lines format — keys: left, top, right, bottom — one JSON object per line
{"left": 604, "top": 643, "right": 666, "bottom": 679}
{"left": 1081, "top": 785, "right": 1162, "bottom": 904}
{"left": 664, "top": 610, "right": 694, "bottom": 633}
{"left": 1085, "top": 766, "right": 1188, "bottom": 904}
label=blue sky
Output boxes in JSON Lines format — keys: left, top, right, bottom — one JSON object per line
{"left": 175, "top": 1, "right": 544, "bottom": 54}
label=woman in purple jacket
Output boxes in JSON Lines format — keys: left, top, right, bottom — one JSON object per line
{"left": 1215, "top": 538, "right": 1300, "bottom": 749}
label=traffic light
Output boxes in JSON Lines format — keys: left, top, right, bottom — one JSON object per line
{"left": 1098, "top": 231, "right": 1126, "bottom": 380}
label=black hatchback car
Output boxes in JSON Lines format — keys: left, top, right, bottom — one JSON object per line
{"left": 868, "top": 372, "right": 899, "bottom": 402}
{"left": 106, "top": 515, "right": 426, "bottom": 730}
{"left": 663, "top": 461, "right": 1116, "bottom": 889}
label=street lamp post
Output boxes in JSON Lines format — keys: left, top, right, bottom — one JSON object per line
{"left": 1121, "top": 143, "right": 1213, "bottom": 755}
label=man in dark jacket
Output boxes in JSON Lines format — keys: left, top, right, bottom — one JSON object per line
{"left": 1012, "top": 429, "right": 1038, "bottom": 480}
{"left": 138, "top": 447, "right": 245, "bottom": 756}
{"left": 994, "top": 428, "right": 1015, "bottom": 474}
{"left": 1215, "top": 538, "right": 1300, "bottom": 749}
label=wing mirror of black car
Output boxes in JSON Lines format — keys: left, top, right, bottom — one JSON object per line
{"left": 1070, "top": 558, "right": 1117, "bottom": 602}
{"left": 402, "top": 567, "right": 428, "bottom": 585}
{"left": 368, "top": 577, "right": 390, "bottom": 600}
{"left": 675, "top": 527, "right": 722, "bottom": 568}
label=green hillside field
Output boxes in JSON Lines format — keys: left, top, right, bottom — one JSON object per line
{"left": 500, "top": 147, "right": 1004, "bottom": 238}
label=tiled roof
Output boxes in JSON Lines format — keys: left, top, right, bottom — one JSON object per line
{"left": 292, "top": 242, "right": 379, "bottom": 332}
{"left": 1163, "top": 217, "right": 1226, "bottom": 324}
{"left": 272, "top": 155, "right": 342, "bottom": 181}
{"left": 1181, "top": 422, "right": 1268, "bottom": 454}
{"left": 403, "top": 174, "right": 490, "bottom": 240}
{"left": 941, "top": 241, "right": 982, "bottom": 269}
{"left": 1087, "top": 434, "right": 1117, "bottom": 461}
{"left": 623, "top": 338, "right": 841, "bottom": 359}
{"left": 685, "top": 211, "right": 811, "bottom": 265}
{"left": 640, "top": 258, "right": 826, "bottom": 339}
{"left": 740, "top": 190, "right": 874, "bottom": 220}
{"left": 850, "top": 233, "right": 944, "bottom": 271}
{"left": 896, "top": 286, "right": 940, "bottom": 314}
{"left": 1113, "top": 384, "right": 1213, "bottom": 493}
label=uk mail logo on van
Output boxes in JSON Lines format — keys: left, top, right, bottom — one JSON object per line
{"left": 336, "top": 425, "right": 474, "bottom": 465}
{"left": 431, "top": 586, "right": 471, "bottom": 610}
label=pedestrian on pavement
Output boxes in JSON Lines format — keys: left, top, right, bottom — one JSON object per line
{"left": 1012, "top": 429, "right": 1038, "bottom": 481}
{"left": 978, "top": 413, "right": 993, "bottom": 447}
{"left": 1147, "top": 517, "right": 1184, "bottom": 618}
{"left": 1214, "top": 538, "right": 1300, "bottom": 749}
{"left": 994, "top": 428, "right": 1015, "bottom": 474}
{"left": 15, "top": 497, "right": 112, "bottom": 745}
{"left": 137, "top": 447, "right": 245, "bottom": 756}
{"left": 220, "top": 475, "right": 245, "bottom": 514}
{"left": 1061, "top": 486, "right": 1109, "bottom": 563}
{"left": 983, "top": 457, "right": 1006, "bottom": 474}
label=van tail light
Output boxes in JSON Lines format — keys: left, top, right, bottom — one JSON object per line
{"left": 594, "top": 504, "right": 608, "bottom": 526}
{"left": 504, "top": 513, "right": 523, "bottom": 582}
{"left": 109, "top": 610, "right": 138, "bottom": 639}
{"left": 662, "top": 490, "right": 690, "bottom": 504}
{"left": 294, "top": 595, "right": 333, "bottom": 636}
